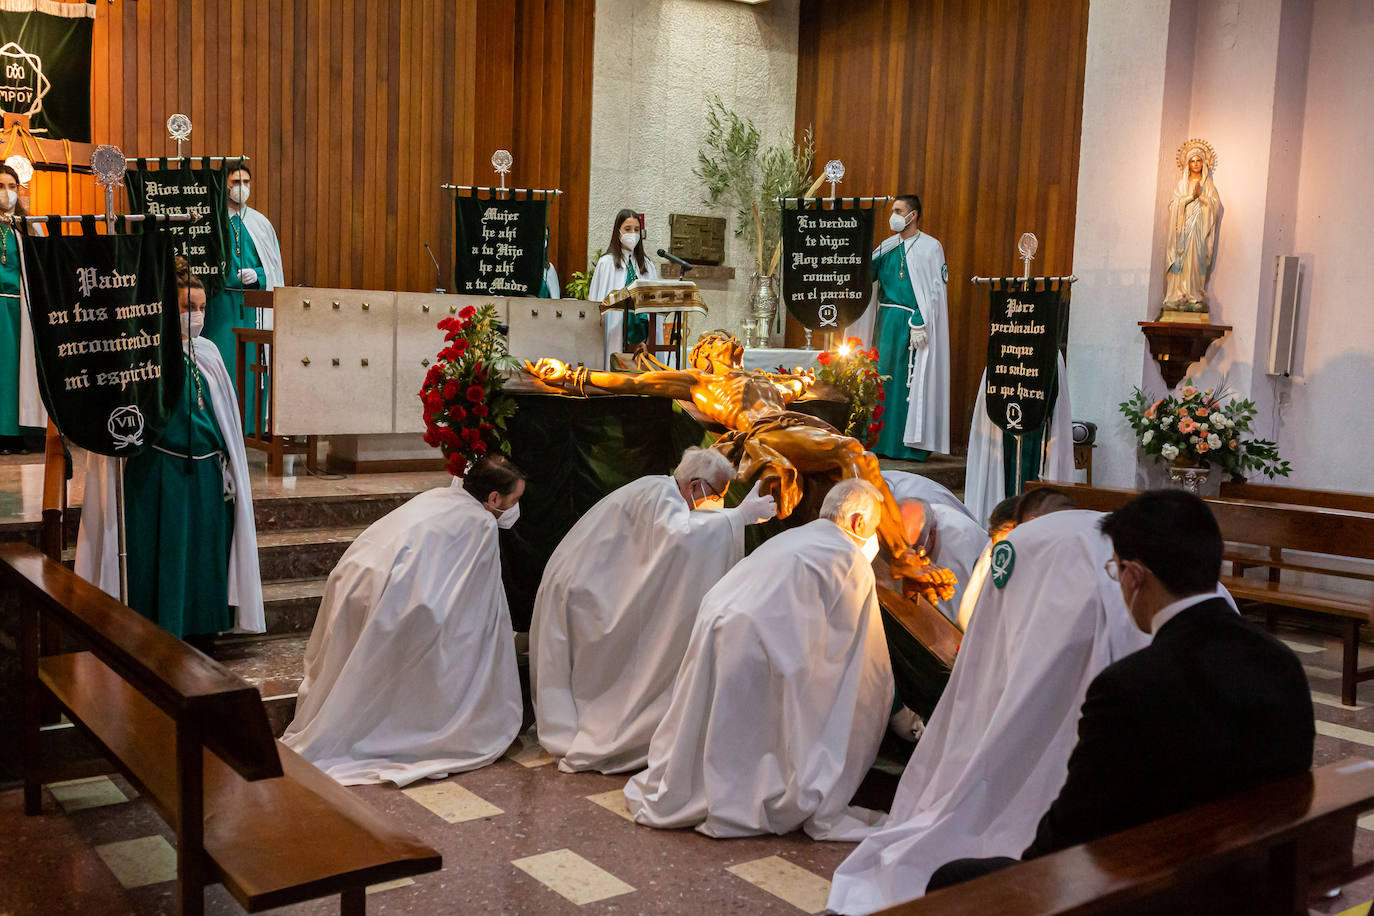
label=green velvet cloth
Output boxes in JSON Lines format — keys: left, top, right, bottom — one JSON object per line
{"left": 124, "top": 360, "right": 236, "bottom": 638}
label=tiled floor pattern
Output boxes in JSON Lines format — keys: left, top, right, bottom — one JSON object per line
{"left": 6, "top": 620, "right": 1374, "bottom": 914}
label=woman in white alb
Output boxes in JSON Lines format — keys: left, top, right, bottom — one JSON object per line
{"left": 588, "top": 208, "right": 659, "bottom": 366}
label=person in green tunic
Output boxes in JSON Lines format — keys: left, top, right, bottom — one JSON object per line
{"left": 202, "top": 162, "right": 283, "bottom": 437}
{"left": 860, "top": 195, "right": 952, "bottom": 461}
{"left": 0, "top": 163, "right": 43, "bottom": 453}
{"left": 122, "top": 270, "right": 237, "bottom": 638}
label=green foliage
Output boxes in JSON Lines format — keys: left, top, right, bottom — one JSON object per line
{"left": 564, "top": 248, "right": 603, "bottom": 301}
{"left": 694, "top": 97, "right": 815, "bottom": 272}
{"left": 815, "top": 338, "right": 889, "bottom": 442}
{"left": 1118, "top": 378, "right": 1291, "bottom": 480}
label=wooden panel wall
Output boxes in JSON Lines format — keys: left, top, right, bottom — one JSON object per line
{"left": 21, "top": 0, "right": 593, "bottom": 292}
{"left": 794, "top": 0, "right": 1089, "bottom": 449}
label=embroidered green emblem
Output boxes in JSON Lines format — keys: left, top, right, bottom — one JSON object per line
{"left": 991, "top": 540, "right": 1015, "bottom": 589}
{"left": 940, "top": 262, "right": 949, "bottom": 283}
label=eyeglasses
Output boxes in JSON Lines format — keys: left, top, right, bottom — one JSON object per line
{"left": 1104, "top": 558, "right": 1120, "bottom": 581}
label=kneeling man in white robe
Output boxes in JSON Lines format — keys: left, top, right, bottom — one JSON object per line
{"left": 624, "top": 479, "right": 894, "bottom": 840}
{"left": 826, "top": 510, "right": 1151, "bottom": 915}
{"left": 282, "top": 456, "right": 526, "bottom": 786}
{"left": 532, "top": 447, "right": 778, "bottom": 773}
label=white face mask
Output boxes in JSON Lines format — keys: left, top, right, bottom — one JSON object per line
{"left": 229, "top": 184, "right": 250, "bottom": 205}
{"left": 888, "top": 211, "right": 911, "bottom": 234}
{"left": 0, "top": 188, "right": 17, "bottom": 211}
{"left": 860, "top": 533, "right": 880, "bottom": 563}
{"left": 180, "top": 311, "right": 205, "bottom": 339}
{"left": 495, "top": 501, "right": 520, "bottom": 529}
{"left": 620, "top": 232, "right": 640, "bottom": 251}
{"left": 690, "top": 479, "right": 724, "bottom": 512}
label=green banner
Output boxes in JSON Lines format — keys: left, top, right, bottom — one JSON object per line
{"left": 125, "top": 159, "right": 231, "bottom": 299}
{"left": 0, "top": 2, "right": 95, "bottom": 142}
{"left": 20, "top": 219, "right": 184, "bottom": 457}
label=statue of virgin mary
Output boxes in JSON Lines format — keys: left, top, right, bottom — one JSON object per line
{"left": 1162, "top": 139, "right": 1221, "bottom": 319}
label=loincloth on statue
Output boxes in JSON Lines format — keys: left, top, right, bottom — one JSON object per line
{"left": 711, "top": 411, "right": 838, "bottom": 465}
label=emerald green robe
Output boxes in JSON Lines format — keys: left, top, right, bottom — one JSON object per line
{"left": 872, "top": 242, "right": 930, "bottom": 461}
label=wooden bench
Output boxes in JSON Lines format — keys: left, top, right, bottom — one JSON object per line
{"left": 1027, "top": 483, "right": 1374, "bottom": 704}
{"left": 1219, "top": 481, "right": 1374, "bottom": 514}
{"left": 877, "top": 757, "right": 1374, "bottom": 915}
{"left": 3, "top": 543, "right": 441, "bottom": 915}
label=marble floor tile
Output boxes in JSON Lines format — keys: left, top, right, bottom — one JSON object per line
{"left": 584, "top": 789, "right": 635, "bottom": 822}
{"left": 505, "top": 732, "right": 556, "bottom": 768}
{"left": 1317, "top": 721, "right": 1374, "bottom": 748}
{"left": 510, "top": 848, "right": 635, "bottom": 906}
{"left": 1358, "top": 813, "right": 1374, "bottom": 832}
{"left": 366, "top": 876, "right": 416, "bottom": 894}
{"left": 402, "top": 781, "right": 503, "bottom": 824}
{"left": 1283, "top": 638, "right": 1328, "bottom": 655}
{"left": 1313, "top": 691, "right": 1365, "bottom": 711}
{"left": 727, "top": 855, "right": 832, "bottom": 914}
{"left": 47, "top": 776, "right": 130, "bottom": 813}
{"left": 94, "top": 835, "right": 176, "bottom": 889}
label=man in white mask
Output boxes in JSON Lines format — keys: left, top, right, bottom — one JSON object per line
{"left": 203, "top": 161, "right": 284, "bottom": 434}
{"left": 825, "top": 509, "right": 1151, "bottom": 914}
{"left": 846, "top": 195, "right": 950, "bottom": 460}
{"left": 282, "top": 455, "right": 526, "bottom": 786}
{"left": 624, "top": 478, "right": 893, "bottom": 841}
{"left": 531, "top": 446, "right": 777, "bottom": 774}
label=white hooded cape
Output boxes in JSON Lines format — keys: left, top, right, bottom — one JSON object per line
{"left": 15, "top": 229, "right": 47, "bottom": 427}
{"left": 825, "top": 510, "right": 1150, "bottom": 914}
{"left": 531, "top": 476, "right": 746, "bottom": 773}
{"left": 589, "top": 250, "right": 659, "bottom": 368}
{"left": 238, "top": 204, "right": 284, "bottom": 330}
{"left": 881, "top": 470, "right": 976, "bottom": 522}
{"left": 282, "top": 481, "right": 521, "bottom": 786}
{"left": 848, "top": 232, "right": 950, "bottom": 454}
{"left": 624, "top": 518, "right": 893, "bottom": 841}
{"left": 74, "top": 336, "right": 265, "bottom": 633}
{"left": 963, "top": 354, "right": 1075, "bottom": 527}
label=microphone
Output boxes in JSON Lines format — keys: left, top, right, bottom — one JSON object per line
{"left": 423, "top": 242, "right": 445, "bottom": 293}
{"left": 657, "top": 248, "right": 694, "bottom": 277}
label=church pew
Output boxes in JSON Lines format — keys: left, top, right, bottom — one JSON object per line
{"left": 1219, "top": 481, "right": 1374, "bottom": 514}
{"left": 1, "top": 543, "right": 441, "bottom": 915}
{"left": 1026, "top": 482, "right": 1374, "bottom": 703}
{"left": 877, "top": 758, "right": 1374, "bottom": 915}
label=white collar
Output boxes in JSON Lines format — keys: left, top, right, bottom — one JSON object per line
{"left": 1149, "top": 584, "right": 1229, "bottom": 635}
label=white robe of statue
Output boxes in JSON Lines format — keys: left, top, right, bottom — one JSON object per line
{"left": 848, "top": 231, "right": 951, "bottom": 455}
{"left": 964, "top": 354, "right": 1075, "bottom": 528}
{"left": 237, "top": 204, "right": 284, "bottom": 330}
{"left": 825, "top": 511, "right": 1150, "bottom": 914}
{"left": 281, "top": 480, "right": 522, "bottom": 786}
{"left": 589, "top": 250, "right": 659, "bottom": 368}
{"left": 624, "top": 518, "right": 893, "bottom": 841}
{"left": 531, "top": 475, "right": 746, "bottom": 773}
{"left": 75, "top": 336, "right": 265, "bottom": 633}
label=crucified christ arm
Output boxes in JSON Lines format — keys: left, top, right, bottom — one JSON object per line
{"left": 524, "top": 358, "right": 697, "bottom": 401}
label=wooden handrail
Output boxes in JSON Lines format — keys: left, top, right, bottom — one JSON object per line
{"left": 1028, "top": 483, "right": 1374, "bottom": 560}
{"left": 881, "top": 759, "right": 1374, "bottom": 914}
{"left": 1, "top": 543, "right": 281, "bottom": 782}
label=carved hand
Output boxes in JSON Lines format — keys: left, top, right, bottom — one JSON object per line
{"left": 524, "top": 358, "right": 573, "bottom": 386}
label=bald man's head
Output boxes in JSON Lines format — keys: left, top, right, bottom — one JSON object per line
{"left": 898, "top": 499, "right": 936, "bottom": 556}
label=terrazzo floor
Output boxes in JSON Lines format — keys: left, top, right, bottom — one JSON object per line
{"left": 3, "top": 620, "right": 1374, "bottom": 915}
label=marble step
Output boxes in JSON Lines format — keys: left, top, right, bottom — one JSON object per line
{"left": 256, "top": 526, "right": 368, "bottom": 582}
{"left": 252, "top": 491, "right": 417, "bottom": 533}
{"left": 262, "top": 577, "right": 328, "bottom": 633}
{"left": 215, "top": 632, "right": 309, "bottom": 738}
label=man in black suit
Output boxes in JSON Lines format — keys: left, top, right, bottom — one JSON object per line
{"left": 927, "top": 488, "right": 1315, "bottom": 892}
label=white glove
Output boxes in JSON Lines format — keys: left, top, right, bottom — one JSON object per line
{"left": 238, "top": 267, "right": 258, "bottom": 287}
{"left": 732, "top": 481, "right": 778, "bottom": 526}
{"left": 909, "top": 324, "right": 928, "bottom": 350}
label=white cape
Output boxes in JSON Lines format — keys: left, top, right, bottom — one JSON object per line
{"left": 881, "top": 470, "right": 975, "bottom": 522}
{"left": 15, "top": 232, "right": 47, "bottom": 428}
{"left": 531, "top": 476, "right": 746, "bottom": 773}
{"left": 624, "top": 519, "right": 893, "bottom": 841}
{"left": 880, "top": 471, "right": 985, "bottom": 624}
{"left": 963, "top": 355, "right": 1075, "bottom": 527}
{"left": 282, "top": 481, "right": 522, "bottom": 786}
{"left": 826, "top": 511, "right": 1150, "bottom": 914}
{"left": 74, "top": 337, "right": 265, "bottom": 633}
{"left": 589, "top": 251, "right": 659, "bottom": 369}
{"left": 848, "top": 232, "right": 950, "bottom": 454}
{"left": 238, "top": 204, "right": 284, "bottom": 330}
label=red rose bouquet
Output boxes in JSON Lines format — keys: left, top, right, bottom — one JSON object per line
{"left": 419, "top": 303, "right": 518, "bottom": 477}
{"left": 815, "top": 337, "right": 888, "bottom": 446}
